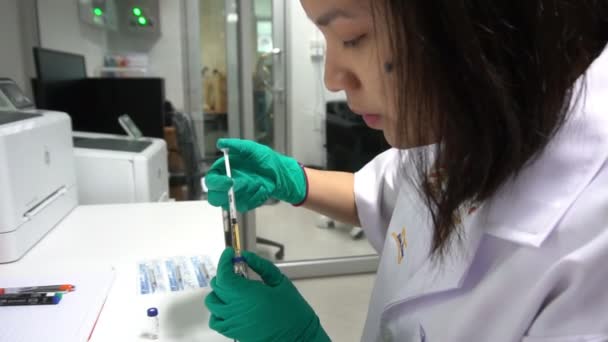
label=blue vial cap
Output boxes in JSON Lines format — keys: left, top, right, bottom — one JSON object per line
{"left": 147, "top": 307, "right": 158, "bottom": 317}
{"left": 233, "top": 256, "right": 245, "bottom": 263}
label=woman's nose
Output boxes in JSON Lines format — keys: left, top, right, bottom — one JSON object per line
{"left": 324, "top": 49, "right": 360, "bottom": 93}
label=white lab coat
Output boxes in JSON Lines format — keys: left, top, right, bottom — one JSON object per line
{"left": 354, "top": 45, "right": 608, "bottom": 342}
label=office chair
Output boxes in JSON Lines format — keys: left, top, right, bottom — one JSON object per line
{"left": 171, "top": 111, "right": 286, "bottom": 260}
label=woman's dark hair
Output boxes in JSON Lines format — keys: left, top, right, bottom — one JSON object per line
{"left": 373, "top": 0, "right": 608, "bottom": 257}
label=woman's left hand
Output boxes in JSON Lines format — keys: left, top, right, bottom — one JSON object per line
{"left": 204, "top": 248, "right": 331, "bottom": 342}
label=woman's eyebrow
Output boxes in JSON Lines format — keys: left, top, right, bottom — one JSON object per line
{"left": 315, "top": 8, "right": 355, "bottom": 26}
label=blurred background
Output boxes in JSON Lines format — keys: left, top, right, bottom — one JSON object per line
{"left": 0, "top": 0, "right": 390, "bottom": 276}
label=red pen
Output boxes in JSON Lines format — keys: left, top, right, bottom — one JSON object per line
{"left": 0, "top": 284, "right": 75, "bottom": 295}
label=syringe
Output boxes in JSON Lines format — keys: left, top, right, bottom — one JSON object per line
{"left": 221, "top": 148, "right": 248, "bottom": 278}
{"left": 222, "top": 209, "right": 232, "bottom": 247}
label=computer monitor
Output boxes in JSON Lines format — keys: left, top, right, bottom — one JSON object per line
{"left": 31, "top": 48, "right": 166, "bottom": 138}
{"left": 82, "top": 78, "right": 166, "bottom": 138}
{"left": 33, "top": 47, "right": 87, "bottom": 81}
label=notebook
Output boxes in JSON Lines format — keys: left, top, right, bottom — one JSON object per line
{"left": 0, "top": 268, "right": 115, "bottom": 342}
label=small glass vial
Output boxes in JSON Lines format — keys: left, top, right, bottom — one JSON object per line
{"left": 146, "top": 307, "right": 159, "bottom": 340}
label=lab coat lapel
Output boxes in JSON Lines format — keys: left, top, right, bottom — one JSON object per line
{"left": 387, "top": 191, "right": 483, "bottom": 309}
{"left": 384, "top": 208, "right": 484, "bottom": 311}
{"left": 364, "top": 186, "right": 485, "bottom": 340}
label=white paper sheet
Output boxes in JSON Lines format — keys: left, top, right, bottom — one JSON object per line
{"left": 0, "top": 269, "right": 115, "bottom": 342}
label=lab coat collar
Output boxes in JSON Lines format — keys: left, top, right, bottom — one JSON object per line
{"left": 483, "top": 45, "right": 608, "bottom": 247}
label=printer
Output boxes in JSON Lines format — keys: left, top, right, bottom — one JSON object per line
{"left": 0, "top": 110, "right": 78, "bottom": 263}
{"left": 72, "top": 131, "right": 169, "bottom": 204}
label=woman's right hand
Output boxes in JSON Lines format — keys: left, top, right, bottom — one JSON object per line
{"left": 204, "top": 139, "right": 307, "bottom": 212}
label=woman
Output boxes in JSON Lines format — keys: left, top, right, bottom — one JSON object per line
{"left": 204, "top": 0, "right": 608, "bottom": 340}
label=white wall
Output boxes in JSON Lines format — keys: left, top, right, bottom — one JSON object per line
{"left": 150, "top": 0, "right": 185, "bottom": 110}
{"left": 0, "top": 0, "right": 28, "bottom": 92}
{"left": 36, "top": 0, "right": 186, "bottom": 110}
{"left": 287, "top": 1, "right": 346, "bottom": 167}
{"left": 37, "top": 0, "right": 107, "bottom": 78}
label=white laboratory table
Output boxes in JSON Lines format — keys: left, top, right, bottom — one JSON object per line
{"left": 0, "top": 201, "right": 231, "bottom": 342}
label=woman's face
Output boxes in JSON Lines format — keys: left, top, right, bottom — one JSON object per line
{"left": 300, "top": 0, "right": 399, "bottom": 146}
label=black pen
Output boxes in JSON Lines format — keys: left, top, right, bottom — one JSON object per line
{"left": 0, "top": 292, "right": 62, "bottom": 306}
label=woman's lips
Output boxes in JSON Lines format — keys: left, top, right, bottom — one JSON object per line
{"left": 362, "top": 114, "right": 383, "bottom": 129}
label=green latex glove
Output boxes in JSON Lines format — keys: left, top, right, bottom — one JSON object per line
{"left": 205, "top": 248, "right": 331, "bottom": 342}
{"left": 205, "top": 139, "right": 307, "bottom": 212}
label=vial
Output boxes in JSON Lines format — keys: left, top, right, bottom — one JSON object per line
{"left": 146, "top": 307, "right": 159, "bottom": 339}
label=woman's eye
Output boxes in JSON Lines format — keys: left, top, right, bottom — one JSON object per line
{"left": 343, "top": 34, "right": 366, "bottom": 48}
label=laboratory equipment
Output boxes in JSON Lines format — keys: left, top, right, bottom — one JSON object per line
{"left": 78, "top": 0, "right": 118, "bottom": 30}
{"left": 78, "top": 0, "right": 160, "bottom": 35}
{"left": 137, "top": 255, "right": 216, "bottom": 294}
{"left": 118, "top": 0, "right": 161, "bottom": 35}
{"left": 0, "top": 110, "right": 78, "bottom": 263}
{"left": 221, "top": 148, "right": 248, "bottom": 278}
{"left": 118, "top": 114, "right": 144, "bottom": 139}
{"left": 145, "top": 307, "right": 159, "bottom": 339}
{"left": 0, "top": 79, "right": 35, "bottom": 111}
{"left": 72, "top": 131, "right": 169, "bottom": 204}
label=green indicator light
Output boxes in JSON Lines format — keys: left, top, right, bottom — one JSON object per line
{"left": 132, "top": 7, "right": 142, "bottom": 16}
{"left": 138, "top": 16, "right": 148, "bottom": 25}
{"left": 93, "top": 8, "right": 103, "bottom": 16}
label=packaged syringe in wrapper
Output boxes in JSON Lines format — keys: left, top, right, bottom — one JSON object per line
{"left": 137, "top": 255, "right": 217, "bottom": 295}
